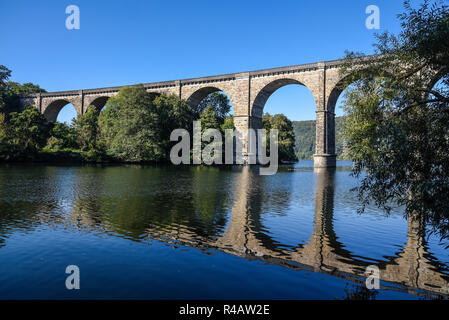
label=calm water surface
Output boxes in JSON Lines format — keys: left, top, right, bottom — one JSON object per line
{"left": 0, "top": 161, "right": 448, "bottom": 299}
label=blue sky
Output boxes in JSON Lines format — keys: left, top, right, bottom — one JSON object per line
{"left": 0, "top": 0, "right": 411, "bottom": 123}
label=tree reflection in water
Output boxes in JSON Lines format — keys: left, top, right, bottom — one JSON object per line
{"left": 0, "top": 164, "right": 448, "bottom": 299}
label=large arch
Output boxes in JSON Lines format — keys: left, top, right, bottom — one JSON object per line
{"left": 251, "top": 78, "right": 316, "bottom": 119}
{"left": 326, "top": 65, "right": 400, "bottom": 113}
{"left": 43, "top": 99, "right": 78, "bottom": 122}
{"left": 86, "top": 96, "right": 110, "bottom": 111}
{"left": 186, "top": 86, "right": 233, "bottom": 110}
{"left": 324, "top": 74, "right": 373, "bottom": 161}
{"left": 250, "top": 78, "right": 318, "bottom": 136}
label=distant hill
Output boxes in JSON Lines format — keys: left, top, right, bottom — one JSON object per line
{"left": 292, "top": 117, "right": 349, "bottom": 160}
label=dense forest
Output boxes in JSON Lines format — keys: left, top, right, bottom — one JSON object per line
{"left": 293, "top": 117, "right": 348, "bottom": 160}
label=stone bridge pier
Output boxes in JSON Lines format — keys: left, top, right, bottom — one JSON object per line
{"left": 21, "top": 58, "right": 373, "bottom": 168}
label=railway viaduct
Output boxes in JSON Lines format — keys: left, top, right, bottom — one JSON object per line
{"left": 22, "top": 56, "right": 440, "bottom": 167}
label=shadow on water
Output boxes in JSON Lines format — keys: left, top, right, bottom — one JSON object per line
{"left": 0, "top": 163, "right": 448, "bottom": 299}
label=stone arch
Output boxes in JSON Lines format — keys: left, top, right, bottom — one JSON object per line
{"left": 86, "top": 96, "right": 110, "bottom": 112}
{"left": 185, "top": 86, "right": 234, "bottom": 111}
{"left": 322, "top": 72, "right": 373, "bottom": 163}
{"left": 326, "top": 67, "right": 398, "bottom": 113}
{"left": 43, "top": 99, "right": 79, "bottom": 122}
{"left": 326, "top": 73, "right": 357, "bottom": 114}
{"left": 251, "top": 78, "right": 317, "bottom": 119}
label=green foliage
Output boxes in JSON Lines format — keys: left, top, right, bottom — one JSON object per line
{"left": 38, "top": 148, "right": 83, "bottom": 163}
{"left": 99, "top": 86, "right": 161, "bottom": 162}
{"left": 292, "top": 120, "right": 315, "bottom": 160}
{"left": 341, "top": 0, "right": 449, "bottom": 236}
{"left": 0, "top": 65, "right": 45, "bottom": 114}
{"left": 6, "top": 81, "right": 46, "bottom": 96}
{"left": 8, "top": 107, "right": 50, "bottom": 152}
{"left": 0, "top": 66, "right": 12, "bottom": 114}
{"left": 221, "top": 116, "right": 234, "bottom": 132}
{"left": 74, "top": 105, "right": 100, "bottom": 151}
{"left": 0, "top": 107, "right": 50, "bottom": 160}
{"left": 0, "top": 68, "right": 303, "bottom": 168}
{"left": 198, "top": 106, "right": 222, "bottom": 162}
{"left": 152, "top": 93, "right": 195, "bottom": 158}
{"left": 199, "top": 105, "right": 221, "bottom": 131}
{"left": 45, "top": 122, "right": 77, "bottom": 150}
{"left": 99, "top": 87, "right": 194, "bottom": 162}
{"left": 195, "top": 92, "right": 231, "bottom": 121}
{"left": 292, "top": 117, "right": 348, "bottom": 160}
{"left": 262, "top": 113, "right": 297, "bottom": 162}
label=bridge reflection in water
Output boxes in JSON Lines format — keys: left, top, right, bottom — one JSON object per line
{"left": 67, "top": 166, "right": 449, "bottom": 298}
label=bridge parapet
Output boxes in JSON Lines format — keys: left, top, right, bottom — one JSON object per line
{"left": 21, "top": 57, "right": 388, "bottom": 166}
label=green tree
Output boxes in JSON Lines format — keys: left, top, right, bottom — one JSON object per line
{"left": 0, "top": 65, "right": 45, "bottom": 115}
{"left": 74, "top": 105, "right": 100, "bottom": 151}
{"left": 152, "top": 93, "right": 194, "bottom": 158}
{"left": 199, "top": 105, "right": 221, "bottom": 131}
{"left": 0, "top": 113, "right": 11, "bottom": 159}
{"left": 6, "top": 81, "right": 46, "bottom": 96}
{"left": 0, "top": 66, "right": 12, "bottom": 114}
{"left": 221, "top": 116, "right": 234, "bottom": 132}
{"left": 45, "top": 122, "right": 78, "bottom": 151}
{"left": 3, "top": 107, "right": 50, "bottom": 159}
{"left": 340, "top": 0, "right": 449, "bottom": 236}
{"left": 195, "top": 92, "right": 231, "bottom": 121}
{"left": 99, "top": 86, "right": 163, "bottom": 162}
{"left": 263, "top": 113, "right": 297, "bottom": 162}
{"left": 198, "top": 105, "right": 222, "bottom": 162}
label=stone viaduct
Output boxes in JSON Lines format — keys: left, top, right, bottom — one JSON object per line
{"left": 26, "top": 56, "right": 439, "bottom": 167}
{"left": 21, "top": 58, "right": 355, "bottom": 167}
{"left": 69, "top": 166, "right": 449, "bottom": 298}
{"left": 152, "top": 167, "right": 449, "bottom": 297}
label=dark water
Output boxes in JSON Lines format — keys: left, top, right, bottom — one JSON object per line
{"left": 0, "top": 161, "right": 448, "bottom": 300}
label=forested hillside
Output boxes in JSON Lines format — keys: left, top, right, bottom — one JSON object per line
{"left": 292, "top": 117, "right": 348, "bottom": 160}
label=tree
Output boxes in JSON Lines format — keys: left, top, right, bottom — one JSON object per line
{"left": 195, "top": 92, "right": 232, "bottom": 121}
{"left": 199, "top": 105, "right": 221, "bottom": 131}
{"left": 0, "top": 65, "right": 45, "bottom": 114}
{"left": 6, "top": 81, "right": 46, "bottom": 96}
{"left": 340, "top": 0, "right": 449, "bottom": 236}
{"left": 0, "top": 66, "right": 12, "bottom": 114}
{"left": 3, "top": 107, "right": 50, "bottom": 159}
{"left": 221, "top": 116, "right": 234, "bottom": 133}
{"left": 45, "top": 122, "right": 77, "bottom": 151}
{"left": 98, "top": 86, "right": 164, "bottom": 162}
{"left": 263, "top": 113, "right": 297, "bottom": 162}
{"left": 74, "top": 105, "right": 100, "bottom": 151}
{"left": 197, "top": 105, "right": 222, "bottom": 162}
{"left": 152, "top": 93, "right": 195, "bottom": 158}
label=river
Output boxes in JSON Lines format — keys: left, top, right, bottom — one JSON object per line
{"left": 0, "top": 161, "right": 448, "bottom": 299}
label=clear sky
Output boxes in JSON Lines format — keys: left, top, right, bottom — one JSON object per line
{"left": 0, "top": 0, "right": 412, "bottom": 123}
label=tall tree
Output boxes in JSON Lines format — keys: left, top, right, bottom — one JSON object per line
{"left": 221, "top": 116, "right": 234, "bottom": 133}
{"left": 45, "top": 122, "right": 78, "bottom": 151}
{"left": 199, "top": 105, "right": 221, "bottom": 131}
{"left": 1, "top": 107, "right": 50, "bottom": 159}
{"left": 341, "top": 0, "right": 449, "bottom": 236}
{"left": 99, "top": 86, "right": 161, "bottom": 162}
{"left": 74, "top": 105, "right": 100, "bottom": 151}
{"left": 152, "top": 93, "right": 194, "bottom": 158}
{"left": 0, "top": 66, "right": 12, "bottom": 114}
{"left": 0, "top": 66, "right": 45, "bottom": 114}
{"left": 195, "top": 92, "right": 232, "bottom": 121}
{"left": 99, "top": 88, "right": 194, "bottom": 162}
